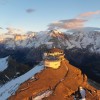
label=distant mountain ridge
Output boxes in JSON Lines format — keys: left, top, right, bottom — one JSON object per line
{"left": 0, "top": 28, "right": 100, "bottom": 53}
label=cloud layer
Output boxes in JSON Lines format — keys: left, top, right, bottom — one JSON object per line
{"left": 0, "top": 27, "right": 3, "bottom": 29}
{"left": 48, "top": 19, "right": 87, "bottom": 30}
{"left": 6, "top": 27, "right": 24, "bottom": 34}
{"left": 78, "top": 11, "right": 100, "bottom": 18}
{"left": 48, "top": 10, "right": 100, "bottom": 30}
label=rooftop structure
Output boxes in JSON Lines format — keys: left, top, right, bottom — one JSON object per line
{"left": 48, "top": 48, "right": 64, "bottom": 53}
{"left": 44, "top": 48, "right": 65, "bottom": 69}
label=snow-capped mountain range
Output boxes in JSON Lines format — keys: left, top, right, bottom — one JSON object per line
{"left": 0, "top": 28, "right": 100, "bottom": 53}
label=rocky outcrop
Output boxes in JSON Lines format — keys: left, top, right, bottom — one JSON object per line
{"left": 9, "top": 58, "right": 99, "bottom": 100}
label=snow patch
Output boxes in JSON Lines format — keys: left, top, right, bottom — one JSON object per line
{"left": 34, "top": 90, "right": 53, "bottom": 100}
{"left": 0, "top": 64, "right": 44, "bottom": 100}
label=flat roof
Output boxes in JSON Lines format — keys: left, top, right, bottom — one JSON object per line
{"left": 48, "top": 48, "right": 63, "bottom": 53}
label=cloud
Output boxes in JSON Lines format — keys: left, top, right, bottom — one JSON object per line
{"left": 48, "top": 19, "right": 87, "bottom": 30}
{"left": 48, "top": 10, "right": 100, "bottom": 30}
{"left": 6, "top": 27, "right": 24, "bottom": 34}
{"left": 26, "top": 8, "right": 35, "bottom": 13}
{"left": 78, "top": 11, "right": 100, "bottom": 18}
{"left": 0, "top": 27, "right": 3, "bottom": 29}
{"left": 68, "top": 27, "right": 100, "bottom": 32}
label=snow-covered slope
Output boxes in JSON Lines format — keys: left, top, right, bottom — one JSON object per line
{"left": 0, "top": 64, "right": 44, "bottom": 100}
{"left": 70, "top": 31, "right": 100, "bottom": 52}
{"left": 0, "top": 57, "right": 9, "bottom": 72}
{"left": 0, "top": 29, "right": 100, "bottom": 53}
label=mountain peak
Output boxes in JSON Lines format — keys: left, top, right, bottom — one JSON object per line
{"left": 9, "top": 48, "right": 99, "bottom": 100}
{"left": 48, "top": 30, "right": 64, "bottom": 38}
{"left": 50, "top": 29, "right": 62, "bottom": 34}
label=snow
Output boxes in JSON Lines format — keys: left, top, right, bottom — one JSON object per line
{"left": 0, "top": 57, "right": 9, "bottom": 72}
{"left": 34, "top": 90, "right": 53, "bottom": 100}
{"left": 0, "top": 64, "right": 44, "bottom": 100}
{"left": 73, "top": 88, "right": 86, "bottom": 100}
{"left": 1, "top": 29, "right": 100, "bottom": 53}
{"left": 80, "top": 88, "right": 86, "bottom": 100}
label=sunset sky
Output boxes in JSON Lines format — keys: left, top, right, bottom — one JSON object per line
{"left": 0, "top": 0, "right": 100, "bottom": 32}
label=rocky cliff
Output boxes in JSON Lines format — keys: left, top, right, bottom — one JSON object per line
{"left": 9, "top": 58, "right": 100, "bottom": 100}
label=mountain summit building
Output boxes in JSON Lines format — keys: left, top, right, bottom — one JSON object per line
{"left": 43, "top": 48, "right": 65, "bottom": 69}
{"left": 9, "top": 48, "right": 99, "bottom": 100}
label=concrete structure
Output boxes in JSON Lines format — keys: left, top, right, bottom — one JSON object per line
{"left": 44, "top": 48, "right": 65, "bottom": 69}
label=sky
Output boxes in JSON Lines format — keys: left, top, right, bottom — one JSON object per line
{"left": 0, "top": 0, "right": 100, "bottom": 32}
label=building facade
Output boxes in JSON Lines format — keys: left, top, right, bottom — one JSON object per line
{"left": 44, "top": 48, "right": 65, "bottom": 69}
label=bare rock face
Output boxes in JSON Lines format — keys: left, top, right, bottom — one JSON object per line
{"left": 9, "top": 59, "right": 99, "bottom": 100}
